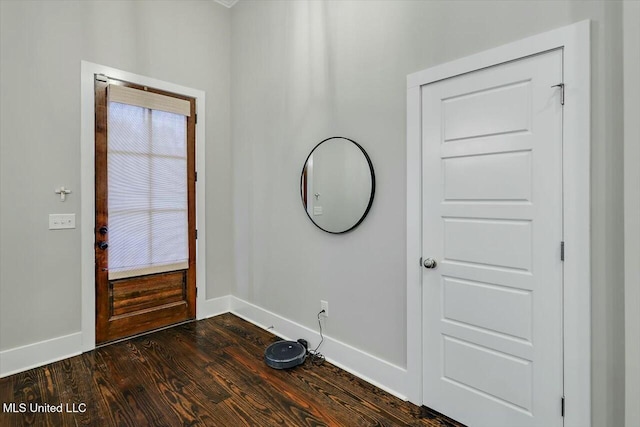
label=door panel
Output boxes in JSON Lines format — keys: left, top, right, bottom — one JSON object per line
{"left": 442, "top": 336, "right": 533, "bottom": 410}
{"left": 443, "top": 80, "right": 531, "bottom": 141}
{"left": 443, "top": 151, "right": 532, "bottom": 201}
{"left": 422, "top": 50, "right": 563, "bottom": 426}
{"left": 110, "top": 270, "right": 187, "bottom": 317}
{"left": 94, "top": 78, "right": 197, "bottom": 344}
{"left": 442, "top": 277, "right": 532, "bottom": 341}
{"left": 444, "top": 218, "right": 532, "bottom": 271}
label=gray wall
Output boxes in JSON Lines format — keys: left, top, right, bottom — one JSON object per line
{"left": 0, "top": 0, "right": 234, "bottom": 350}
{"left": 230, "top": 1, "right": 625, "bottom": 425}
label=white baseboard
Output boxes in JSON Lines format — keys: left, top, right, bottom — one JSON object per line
{"left": 1, "top": 295, "right": 229, "bottom": 378}
{"left": 197, "top": 295, "right": 231, "bottom": 320}
{"left": 2, "top": 295, "right": 411, "bottom": 404}
{"left": 229, "top": 296, "right": 410, "bottom": 401}
{"left": 0, "top": 332, "right": 82, "bottom": 378}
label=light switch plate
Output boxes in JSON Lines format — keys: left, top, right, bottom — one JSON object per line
{"left": 49, "top": 214, "right": 76, "bottom": 230}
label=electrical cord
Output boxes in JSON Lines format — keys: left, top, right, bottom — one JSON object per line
{"left": 308, "top": 310, "right": 326, "bottom": 365}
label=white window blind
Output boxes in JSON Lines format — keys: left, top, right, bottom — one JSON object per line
{"left": 108, "top": 84, "right": 191, "bottom": 116}
{"left": 107, "top": 87, "right": 189, "bottom": 280}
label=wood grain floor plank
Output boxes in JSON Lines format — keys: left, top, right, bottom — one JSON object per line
{"left": 0, "top": 313, "right": 465, "bottom": 427}
{"left": 127, "top": 337, "right": 228, "bottom": 424}
{"left": 141, "top": 328, "right": 232, "bottom": 403}
{"left": 203, "top": 351, "right": 331, "bottom": 426}
{"left": 223, "top": 345, "right": 363, "bottom": 426}
{"left": 207, "top": 315, "right": 425, "bottom": 426}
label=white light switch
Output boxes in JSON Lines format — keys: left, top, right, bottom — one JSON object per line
{"left": 49, "top": 214, "right": 76, "bottom": 230}
{"left": 313, "top": 206, "right": 323, "bottom": 216}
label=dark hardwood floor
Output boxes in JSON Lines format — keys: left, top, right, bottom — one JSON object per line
{"left": 0, "top": 313, "right": 464, "bottom": 426}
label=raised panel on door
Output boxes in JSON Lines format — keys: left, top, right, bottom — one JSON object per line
{"left": 442, "top": 277, "right": 533, "bottom": 342}
{"left": 422, "top": 49, "right": 563, "bottom": 427}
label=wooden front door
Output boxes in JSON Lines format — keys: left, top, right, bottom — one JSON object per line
{"left": 94, "top": 76, "right": 196, "bottom": 344}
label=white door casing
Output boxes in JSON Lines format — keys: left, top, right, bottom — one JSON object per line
{"left": 406, "top": 21, "right": 590, "bottom": 427}
{"left": 80, "top": 61, "right": 207, "bottom": 352}
{"left": 422, "top": 50, "right": 563, "bottom": 426}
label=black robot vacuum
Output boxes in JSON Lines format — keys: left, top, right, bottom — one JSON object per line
{"left": 264, "top": 339, "right": 307, "bottom": 369}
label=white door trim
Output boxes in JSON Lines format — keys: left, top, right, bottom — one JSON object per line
{"left": 80, "top": 61, "right": 207, "bottom": 352}
{"left": 406, "top": 21, "right": 590, "bottom": 427}
{"left": 624, "top": 2, "right": 640, "bottom": 425}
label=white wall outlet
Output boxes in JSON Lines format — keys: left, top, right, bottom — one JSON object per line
{"left": 49, "top": 213, "right": 76, "bottom": 230}
{"left": 320, "top": 300, "right": 329, "bottom": 317}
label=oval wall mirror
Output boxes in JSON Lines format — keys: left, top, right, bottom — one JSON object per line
{"left": 300, "top": 137, "right": 375, "bottom": 234}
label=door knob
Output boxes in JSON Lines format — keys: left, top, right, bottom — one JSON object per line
{"left": 97, "top": 241, "right": 108, "bottom": 250}
{"left": 423, "top": 258, "right": 437, "bottom": 269}
{"left": 99, "top": 226, "right": 108, "bottom": 235}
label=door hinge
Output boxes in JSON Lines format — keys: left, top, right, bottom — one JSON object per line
{"left": 561, "top": 396, "right": 565, "bottom": 417}
{"left": 561, "top": 241, "right": 565, "bottom": 261}
{"left": 196, "top": 287, "right": 198, "bottom": 297}
{"left": 195, "top": 229, "right": 198, "bottom": 239}
{"left": 95, "top": 74, "right": 108, "bottom": 83}
{"left": 195, "top": 113, "right": 198, "bottom": 124}
{"left": 552, "top": 83, "right": 565, "bottom": 105}
{"left": 195, "top": 171, "right": 198, "bottom": 182}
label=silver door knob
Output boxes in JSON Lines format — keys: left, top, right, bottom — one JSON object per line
{"left": 423, "top": 258, "right": 437, "bottom": 269}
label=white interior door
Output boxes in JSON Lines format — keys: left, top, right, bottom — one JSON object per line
{"left": 421, "top": 49, "right": 564, "bottom": 427}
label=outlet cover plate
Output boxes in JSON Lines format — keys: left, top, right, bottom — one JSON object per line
{"left": 320, "top": 300, "right": 329, "bottom": 317}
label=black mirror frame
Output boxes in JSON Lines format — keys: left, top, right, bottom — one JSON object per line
{"left": 300, "top": 136, "right": 375, "bottom": 234}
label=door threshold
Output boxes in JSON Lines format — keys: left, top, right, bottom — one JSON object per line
{"left": 95, "top": 319, "right": 196, "bottom": 349}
